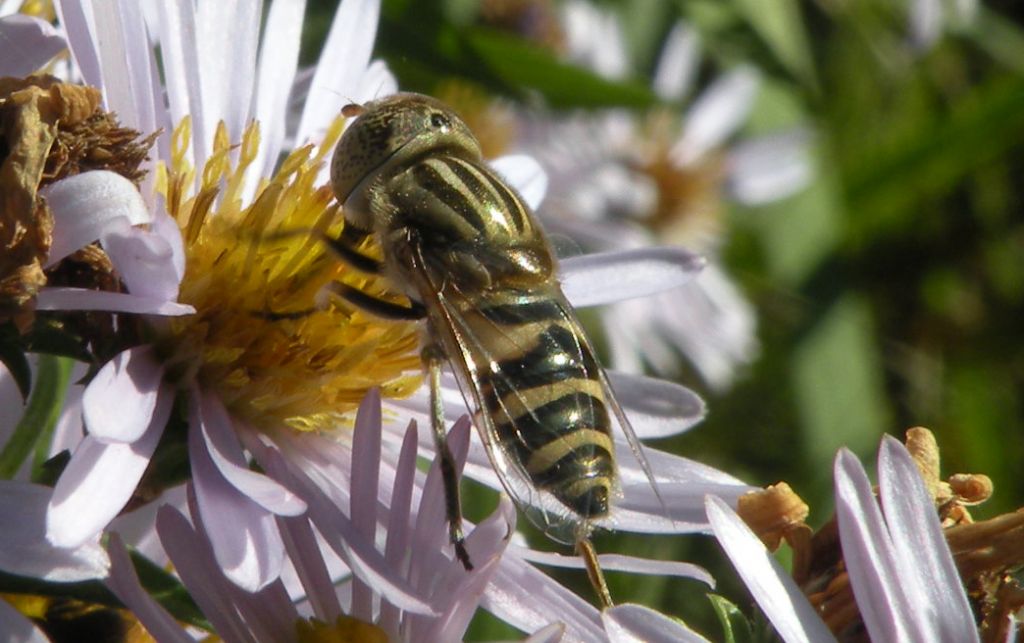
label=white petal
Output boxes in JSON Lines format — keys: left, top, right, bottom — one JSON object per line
{"left": 35, "top": 288, "right": 195, "bottom": 315}
{"left": 518, "top": 547, "right": 713, "bottom": 586}
{"left": 296, "top": 0, "right": 381, "bottom": 145}
{"left": 878, "top": 437, "right": 978, "bottom": 642}
{"left": 0, "top": 14, "right": 66, "bottom": 76}
{"left": 0, "top": 597, "right": 50, "bottom": 643}
{"left": 195, "top": 0, "right": 260, "bottom": 146}
{"left": 47, "top": 422, "right": 163, "bottom": 548}
{"left": 198, "top": 394, "right": 306, "bottom": 516}
{"left": 189, "top": 394, "right": 285, "bottom": 592}
{"left": 834, "top": 448, "right": 923, "bottom": 642}
{"left": 100, "top": 219, "right": 180, "bottom": 301}
{"left": 672, "top": 67, "right": 760, "bottom": 167}
{"left": 83, "top": 346, "right": 167, "bottom": 443}
{"left": 602, "top": 603, "right": 710, "bottom": 642}
{"left": 43, "top": 170, "right": 151, "bottom": 266}
{"left": 251, "top": 0, "right": 306, "bottom": 190}
{"left": 482, "top": 548, "right": 605, "bottom": 642}
{"left": 728, "top": 130, "right": 813, "bottom": 205}
{"left": 0, "top": 481, "right": 110, "bottom": 582}
{"left": 490, "top": 154, "right": 549, "bottom": 211}
{"left": 706, "top": 496, "right": 837, "bottom": 643}
{"left": 607, "top": 371, "right": 705, "bottom": 439}
{"left": 909, "top": 0, "right": 942, "bottom": 50}
{"left": 653, "top": 22, "right": 700, "bottom": 102}
{"left": 354, "top": 58, "right": 397, "bottom": 102}
{"left": 560, "top": 247, "right": 706, "bottom": 308}
{"left": 524, "top": 623, "right": 567, "bottom": 643}
{"left": 105, "top": 533, "right": 193, "bottom": 643}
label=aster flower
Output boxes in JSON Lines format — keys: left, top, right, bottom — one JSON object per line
{"left": 105, "top": 390, "right": 713, "bottom": 642}
{"left": 6, "top": 5, "right": 753, "bottom": 636}
{"left": 706, "top": 432, "right": 984, "bottom": 642}
{"left": 515, "top": 3, "right": 812, "bottom": 389}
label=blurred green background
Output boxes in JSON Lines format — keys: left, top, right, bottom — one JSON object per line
{"left": 303, "top": 0, "right": 1023, "bottom": 638}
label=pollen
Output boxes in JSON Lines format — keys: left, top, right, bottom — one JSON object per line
{"left": 155, "top": 117, "right": 421, "bottom": 432}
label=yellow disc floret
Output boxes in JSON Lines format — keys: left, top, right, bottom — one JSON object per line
{"left": 155, "top": 117, "right": 421, "bottom": 432}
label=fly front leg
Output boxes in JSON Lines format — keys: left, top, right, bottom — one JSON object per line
{"left": 423, "top": 341, "right": 473, "bottom": 571}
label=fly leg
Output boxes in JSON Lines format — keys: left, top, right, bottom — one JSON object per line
{"left": 423, "top": 341, "right": 473, "bottom": 571}
{"left": 577, "top": 534, "right": 613, "bottom": 609}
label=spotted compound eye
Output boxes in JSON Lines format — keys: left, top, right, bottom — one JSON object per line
{"left": 430, "top": 112, "right": 451, "bottom": 130}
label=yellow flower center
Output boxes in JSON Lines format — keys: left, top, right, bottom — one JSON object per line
{"left": 153, "top": 117, "right": 421, "bottom": 431}
{"left": 295, "top": 615, "right": 388, "bottom": 643}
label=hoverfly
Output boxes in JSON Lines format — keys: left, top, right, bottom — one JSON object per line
{"left": 328, "top": 93, "right": 660, "bottom": 607}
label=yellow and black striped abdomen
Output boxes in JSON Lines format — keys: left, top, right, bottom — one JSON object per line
{"left": 465, "top": 290, "right": 617, "bottom": 520}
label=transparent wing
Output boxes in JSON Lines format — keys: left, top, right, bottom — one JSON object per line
{"left": 406, "top": 242, "right": 664, "bottom": 542}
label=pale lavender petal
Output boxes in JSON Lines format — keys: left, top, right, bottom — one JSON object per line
{"left": 0, "top": 481, "right": 109, "bottom": 581}
{"left": 518, "top": 548, "right": 713, "bottom": 586}
{"left": 276, "top": 512, "right": 342, "bottom": 623}
{"left": 560, "top": 247, "right": 706, "bottom": 307}
{"left": 491, "top": 154, "right": 549, "bottom": 211}
{"left": 706, "top": 496, "right": 837, "bottom": 643}
{"left": 254, "top": 443, "right": 435, "bottom": 615}
{"left": 417, "top": 499, "right": 515, "bottom": 642}
{"left": 54, "top": 0, "right": 102, "bottom": 87}
{"left": 672, "top": 67, "right": 760, "bottom": 166}
{"left": 0, "top": 14, "right": 66, "bottom": 76}
{"left": 878, "top": 437, "right": 978, "bottom": 642}
{"left": 483, "top": 549, "right": 604, "bottom": 643}
{"left": 43, "top": 170, "right": 151, "bottom": 266}
{"left": 199, "top": 394, "right": 305, "bottom": 516}
{"left": 379, "top": 420, "right": 419, "bottom": 636}
{"left": 652, "top": 22, "right": 700, "bottom": 102}
{"left": 48, "top": 424, "right": 164, "bottom": 548}
{"left": 524, "top": 623, "right": 567, "bottom": 643}
{"left": 82, "top": 345, "right": 167, "bottom": 443}
{"left": 152, "top": 208, "right": 186, "bottom": 284}
{"left": 105, "top": 533, "right": 193, "bottom": 643}
{"left": 36, "top": 288, "right": 194, "bottom": 315}
{"left": 0, "top": 598, "right": 50, "bottom": 643}
{"left": 606, "top": 371, "right": 705, "bottom": 439}
{"left": 101, "top": 220, "right": 181, "bottom": 301}
{"left": 603, "top": 603, "right": 710, "bottom": 642}
{"left": 110, "top": 485, "right": 187, "bottom": 567}
{"left": 835, "top": 448, "right": 923, "bottom": 642}
{"left": 728, "top": 130, "right": 813, "bottom": 205}
{"left": 156, "top": 505, "right": 259, "bottom": 642}
{"left": 349, "top": 389, "right": 381, "bottom": 621}
{"left": 189, "top": 392, "right": 285, "bottom": 592}
{"left": 296, "top": 0, "right": 380, "bottom": 145}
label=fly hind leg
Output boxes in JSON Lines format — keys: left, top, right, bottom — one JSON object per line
{"left": 577, "top": 533, "right": 613, "bottom": 609}
{"left": 423, "top": 342, "right": 473, "bottom": 571}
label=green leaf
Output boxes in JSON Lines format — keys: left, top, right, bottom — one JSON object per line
{"left": 967, "top": 7, "right": 1024, "bottom": 75}
{"left": 792, "top": 295, "right": 890, "bottom": 465}
{"left": 0, "top": 322, "right": 31, "bottom": 400}
{"left": 463, "top": 29, "right": 659, "bottom": 109}
{"left": 731, "top": 0, "right": 816, "bottom": 89}
{"left": 129, "top": 549, "right": 210, "bottom": 630}
{"left": 708, "top": 594, "right": 754, "bottom": 643}
{"left": 0, "top": 354, "right": 73, "bottom": 479}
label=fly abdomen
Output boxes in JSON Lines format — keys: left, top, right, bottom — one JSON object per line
{"left": 471, "top": 295, "right": 616, "bottom": 521}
